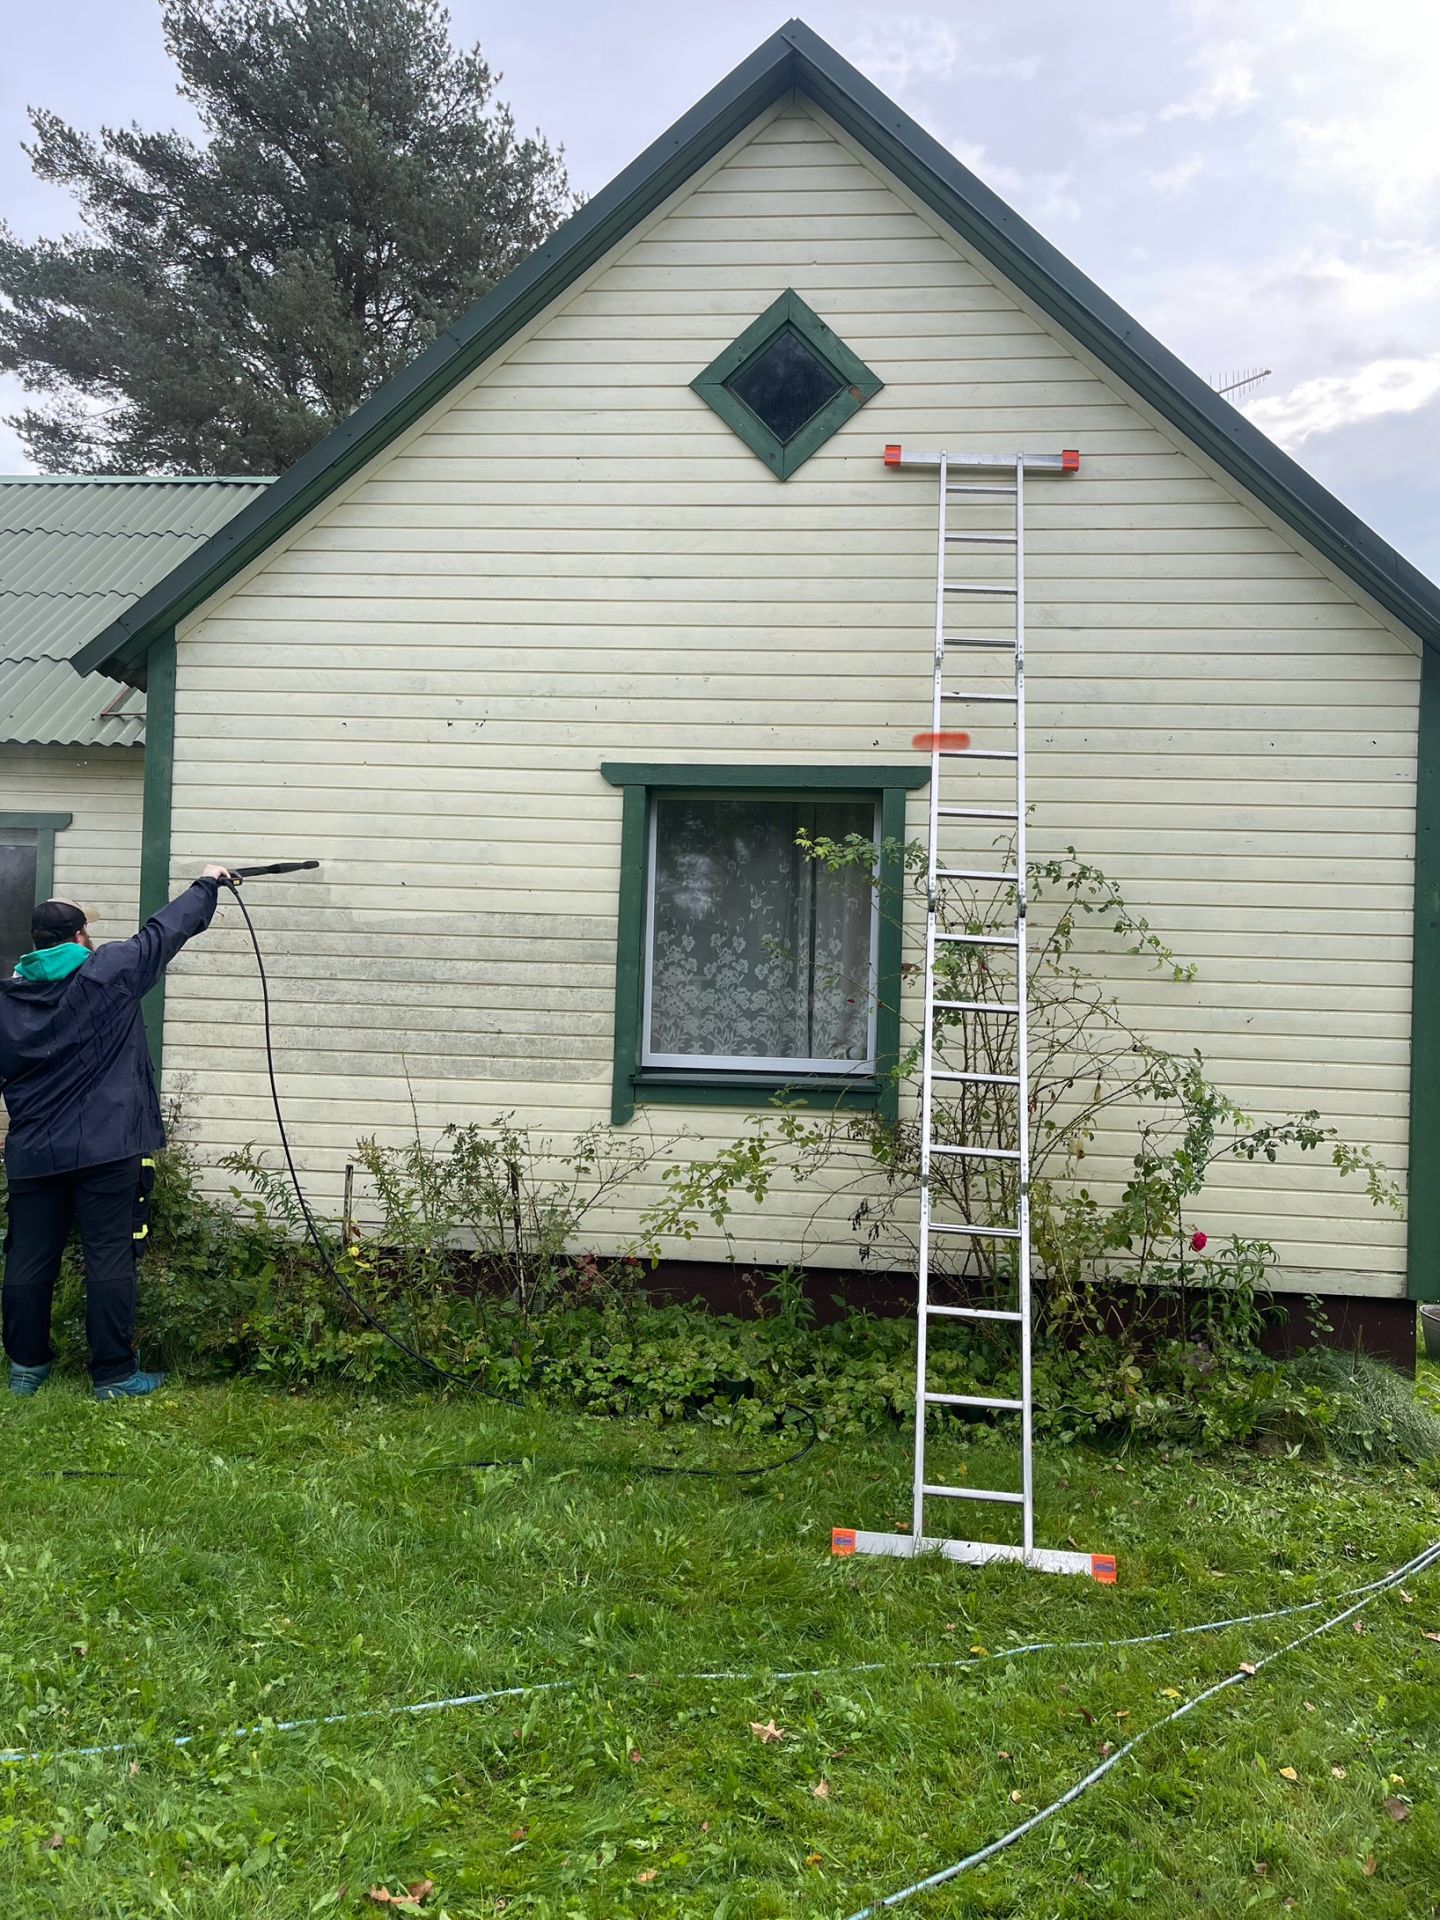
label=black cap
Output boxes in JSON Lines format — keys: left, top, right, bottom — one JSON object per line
{"left": 31, "top": 898, "right": 88, "bottom": 947}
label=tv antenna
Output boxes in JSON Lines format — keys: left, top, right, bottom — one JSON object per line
{"left": 1211, "top": 366, "right": 1272, "bottom": 402}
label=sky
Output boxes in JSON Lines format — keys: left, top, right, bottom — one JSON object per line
{"left": 2, "top": 0, "right": 1438, "bottom": 575}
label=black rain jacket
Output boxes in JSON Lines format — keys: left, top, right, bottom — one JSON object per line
{"left": 0, "top": 879, "right": 220, "bottom": 1180}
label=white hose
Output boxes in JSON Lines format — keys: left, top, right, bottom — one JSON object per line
{"left": 840, "top": 1534, "right": 1440, "bottom": 1919}
{"left": 3, "top": 1537, "right": 1436, "bottom": 1769}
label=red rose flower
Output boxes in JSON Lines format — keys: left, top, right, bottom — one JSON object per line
{"left": 1190, "top": 1230, "right": 1208, "bottom": 1253}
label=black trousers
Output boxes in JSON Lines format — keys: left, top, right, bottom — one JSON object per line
{"left": 3, "top": 1156, "right": 151, "bottom": 1386}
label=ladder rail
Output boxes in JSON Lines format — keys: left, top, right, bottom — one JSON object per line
{"left": 1015, "top": 455, "right": 1036, "bottom": 1556}
{"left": 910, "top": 451, "right": 949, "bottom": 1541}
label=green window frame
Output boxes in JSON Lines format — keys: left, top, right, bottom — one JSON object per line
{"left": 0, "top": 811, "right": 72, "bottom": 974}
{"left": 0, "top": 811, "right": 72, "bottom": 905}
{"left": 689, "top": 290, "right": 883, "bottom": 479}
{"left": 601, "top": 764, "right": 928, "bottom": 1124}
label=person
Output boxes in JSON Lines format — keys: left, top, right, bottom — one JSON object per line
{"left": 0, "top": 869, "right": 231, "bottom": 1400}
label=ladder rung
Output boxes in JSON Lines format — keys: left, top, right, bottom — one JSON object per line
{"left": 944, "top": 636, "right": 1015, "bottom": 649}
{"left": 936, "top": 868, "right": 1019, "bottom": 882}
{"left": 931, "top": 1222, "right": 1022, "bottom": 1239}
{"left": 945, "top": 584, "right": 1018, "bottom": 597}
{"left": 932, "top": 1069, "right": 1021, "bottom": 1085}
{"left": 942, "top": 748, "right": 1018, "bottom": 760}
{"left": 946, "top": 531, "right": 1017, "bottom": 544}
{"left": 936, "top": 805, "right": 1018, "bottom": 821}
{"left": 925, "top": 1391, "right": 1025, "bottom": 1411}
{"left": 932, "top": 998, "right": 1021, "bottom": 1014}
{"left": 935, "top": 932, "right": 1018, "bottom": 947}
{"left": 926, "top": 1305, "right": 1025, "bottom": 1323}
{"left": 929, "top": 1143, "right": 1020, "bottom": 1160}
{"left": 921, "top": 1484, "right": 1025, "bottom": 1504}
{"left": 947, "top": 483, "right": 1018, "bottom": 496}
{"left": 941, "top": 691, "right": 1018, "bottom": 703}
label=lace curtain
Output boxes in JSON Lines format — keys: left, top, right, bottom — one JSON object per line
{"left": 646, "top": 795, "right": 875, "bottom": 1067}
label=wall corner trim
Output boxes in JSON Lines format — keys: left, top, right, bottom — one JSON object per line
{"left": 138, "top": 632, "right": 177, "bottom": 1074}
{"left": 1408, "top": 642, "right": 1439, "bottom": 1301}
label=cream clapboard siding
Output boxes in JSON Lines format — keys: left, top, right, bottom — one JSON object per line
{"left": 162, "top": 98, "right": 1418, "bottom": 1295}
{"left": 2, "top": 746, "right": 143, "bottom": 937}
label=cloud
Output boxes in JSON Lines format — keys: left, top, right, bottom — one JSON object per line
{"left": 1285, "top": 106, "right": 1440, "bottom": 225}
{"left": 1089, "top": 111, "right": 1149, "bottom": 147}
{"left": 1244, "top": 355, "right": 1440, "bottom": 449}
{"left": 1159, "top": 37, "right": 1259, "bottom": 121}
{"left": 950, "top": 138, "right": 1081, "bottom": 225}
{"left": 1172, "top": 0, "right": 1440, "bottom": 222}
{"left": 1144, "top": 155, "right": 1205, "bottom": 194}
{"left": 1283, "top": 242, "right": 1440, "bottom": 326}
{"left": 1136, "top": 240, "right": 1440, "bottom": 381}
{"left": 849, "top": 12, "right": 1040, "bottom": 92}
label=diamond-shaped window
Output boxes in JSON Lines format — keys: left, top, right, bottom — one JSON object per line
{"left": 690, "top": 290, "right": 882, "bottom": 479}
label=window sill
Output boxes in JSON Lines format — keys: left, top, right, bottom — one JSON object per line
{"left": 629, "top": 1069, "right": 882, "bottom": 1113}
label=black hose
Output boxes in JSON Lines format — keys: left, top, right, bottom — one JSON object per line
{"left": 223, "top": 881, "right": 817, "bottom": 1480}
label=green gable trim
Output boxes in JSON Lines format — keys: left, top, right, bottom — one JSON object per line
{"left": 72, "top": 18, "right": 1440, "bottom": 683}
{"left": 138, "top": 633, "right": 176, "bottom": 1072}
{"left": 1408, "top": 643, "right": 1440, "bottom": 1301}
{"left": 0, "top": 812, "right": 72, "bottom": 903}
{"left": 690, "top": 288, "right": 882, "bottom": 478}
{"left": 601, "top": 762, "right": 925, "bottom": 1126}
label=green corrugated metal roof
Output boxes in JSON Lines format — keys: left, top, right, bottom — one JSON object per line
{"left": 1, "top": 476, "right": 269, "bottom": 746}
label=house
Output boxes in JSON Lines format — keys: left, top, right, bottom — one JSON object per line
{"left": 1, "top": 478, "right": 268, "bottom": 1018}
{"left": 70, "top": 22, "right": 1437, "bottom": 1350}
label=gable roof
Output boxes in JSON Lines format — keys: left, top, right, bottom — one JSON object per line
{"left": 72, "top": 17, "right": 1440, "bottom": 683}
{"left": 4, "top": 476, "right": 269, "bottom": 743}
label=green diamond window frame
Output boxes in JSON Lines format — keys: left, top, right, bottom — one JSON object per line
{"left": 689, "top": 290, "right": 883, "bottom": 479}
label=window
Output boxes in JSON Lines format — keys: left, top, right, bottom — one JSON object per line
{"left": 0, "top": 813, "right": 70, "bottom": 974}
{"left": 601, "top": 766, "right": 928, "bottom": 1123}
{"left": 690, "top": 290, "right": 882, "bottom": 480}
{"left": 724, "top": 328, "right": 845, "bottom": 446}
{"left": 645, "top": 793, "right": 877, "bottom": 1073}
{"left": 0, "top": 842, "right": 38, "bottom": 974}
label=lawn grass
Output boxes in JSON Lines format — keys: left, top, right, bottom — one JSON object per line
{"left": 1, "top": 1366, "right": 1438, "bottom": 1919}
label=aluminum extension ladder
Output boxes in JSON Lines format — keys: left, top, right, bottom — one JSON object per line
{"left": 833, "top": 444, "right": 1115, "bottom": 1583}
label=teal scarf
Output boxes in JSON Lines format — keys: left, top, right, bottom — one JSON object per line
{"left": 14, "top": 943, "right": 92, "bottom": 983}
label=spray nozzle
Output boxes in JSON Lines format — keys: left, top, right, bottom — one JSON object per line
{"left": 225, "top": 860, "right": 321, "bottom": 887}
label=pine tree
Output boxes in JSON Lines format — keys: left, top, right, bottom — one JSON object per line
{"left": 0, "top": 0, "right": 574, "bottom": 474}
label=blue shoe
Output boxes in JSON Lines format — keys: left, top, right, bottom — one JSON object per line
{"left": 9, "top": 1361, "right": 53, "bottom": 1397}
{"left": 93, "top": 1369, "right": 166, "bottom": 1402}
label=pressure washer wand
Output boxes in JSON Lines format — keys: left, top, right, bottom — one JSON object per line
{"left": 225, "top": 860, "right": 321, "bottom": 885}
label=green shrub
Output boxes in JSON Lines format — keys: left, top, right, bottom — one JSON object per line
{"left": 3, "top": 1127, "right": 1434, "bottom": 1468}
{"left": 1285, "top": 1345, "right": 1440, "bottom": 1464}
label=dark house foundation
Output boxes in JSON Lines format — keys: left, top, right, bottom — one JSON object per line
{"left": 640, "top": 1262, "right": 1420, "bottom": 1376}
